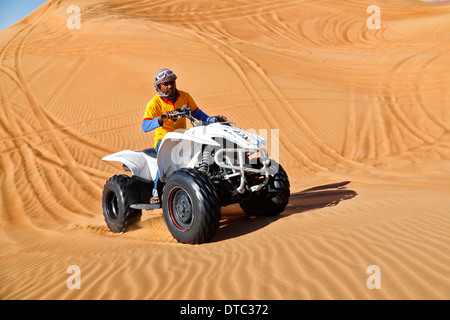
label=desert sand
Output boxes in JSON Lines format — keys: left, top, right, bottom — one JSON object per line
{"left": 0, "top": 0, "right": 449, "bottom": 300}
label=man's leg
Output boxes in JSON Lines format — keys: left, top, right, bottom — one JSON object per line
{"left": 151, "top": 141, "right": 162, "bottom": 204}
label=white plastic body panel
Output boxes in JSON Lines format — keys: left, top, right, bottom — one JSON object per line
{"left": 102, "top": 123, "right": 268, "bottom": 182}
{"left": 102, "top": 150, "right": 158, "bottom": 181}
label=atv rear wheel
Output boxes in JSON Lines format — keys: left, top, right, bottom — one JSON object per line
{"left": 102, "top": 174, "right": 142, "bottom": 233}
{"left": 162, "top": 168, "right": 221, "bottom": 244}
{"left": 240, "top": 161, "right": 290, "bottom": 216}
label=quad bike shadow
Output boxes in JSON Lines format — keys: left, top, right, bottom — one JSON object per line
{"left": 285, "top": 181, "right": 357, "bottom": 214}
{"left": 211, "top": 181, "right": 357, "bottom": 242}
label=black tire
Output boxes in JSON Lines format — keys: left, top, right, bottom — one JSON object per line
{"left": 240, "top": 161, "right": 290, "bottom": 216}
{"left": 102, "top": 174, "right": 142, "bottom": 233}
{"left": 162, "top": 168, "right": 221, "bottom": 244}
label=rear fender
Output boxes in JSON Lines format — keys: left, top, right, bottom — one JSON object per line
{"left": 102, "top": 150, "right": 157, "bottom": 181}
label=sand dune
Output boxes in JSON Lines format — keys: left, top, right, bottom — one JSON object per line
{"left": 1, "top": 0, "right": 449, "bottom": 299}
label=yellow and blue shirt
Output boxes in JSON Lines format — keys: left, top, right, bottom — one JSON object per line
{"left": 142, "top": 90, "right": 211, "bottom": 148}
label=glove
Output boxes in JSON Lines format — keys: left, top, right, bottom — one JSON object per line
{"left": 210, "top": 115, "right": 228, "bottom": 123}
{"left": 159, "top": 111, "right": 177, "bottom": 122}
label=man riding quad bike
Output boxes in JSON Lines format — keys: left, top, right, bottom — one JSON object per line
{"left": 101, "top": 68, "right": 290, "bottom": 244}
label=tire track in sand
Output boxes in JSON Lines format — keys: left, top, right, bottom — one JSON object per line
{"left": 0, "top": 2, "right": 77, "bottom": 231}
{"left": 187, "top": 20, "right": 372, "bottom": 171}
{"left": 185, "top": 23, "right": 326, "bottom": 171}
{"left": 99, "top": 0, "right": 307, "bottom": 24}
{"left": 0, "top": 1, "right": 109, "bottom": 229}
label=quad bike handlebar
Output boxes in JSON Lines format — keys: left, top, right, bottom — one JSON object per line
{"left": 161, "top": 108, "right": 233, "bottom": 125}
{"left": 160, "top": 108, "right": 192, "bottom": 120}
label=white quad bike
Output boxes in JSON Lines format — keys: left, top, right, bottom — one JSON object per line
{"left": 102, "top": 108, "right": 290, "bottom": 244}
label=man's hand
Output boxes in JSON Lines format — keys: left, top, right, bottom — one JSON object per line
{"left": 159, "top": 111, "right": 177, "bottom": 122}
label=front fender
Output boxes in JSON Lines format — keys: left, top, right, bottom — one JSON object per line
{"left": 157, "top": 132, "right": 220, "bottom": 181}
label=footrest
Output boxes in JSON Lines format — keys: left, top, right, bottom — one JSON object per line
{"left": 130, "top": 204, "right": 161, "bottom": 210}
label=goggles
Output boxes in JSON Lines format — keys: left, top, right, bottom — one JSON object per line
{"left": 156, "top": 70, "right": 174, "bottom": 80}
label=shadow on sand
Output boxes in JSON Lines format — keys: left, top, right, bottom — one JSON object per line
{"left": 212, "top": 181, "right": 357, "bottom": 242}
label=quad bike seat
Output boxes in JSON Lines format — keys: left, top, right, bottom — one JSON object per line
{"left": 141, "top": 148, "right": 157, "bottom": 158}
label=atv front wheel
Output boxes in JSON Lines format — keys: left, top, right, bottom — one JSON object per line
{"left": 102, "top": 174, "right": 142, "bottom": 233}
{"left": 162, "top": 168, "right": 221, "bottom": 244}
{"left": 240, "top": 162, "right": 290, "bottom": 216}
